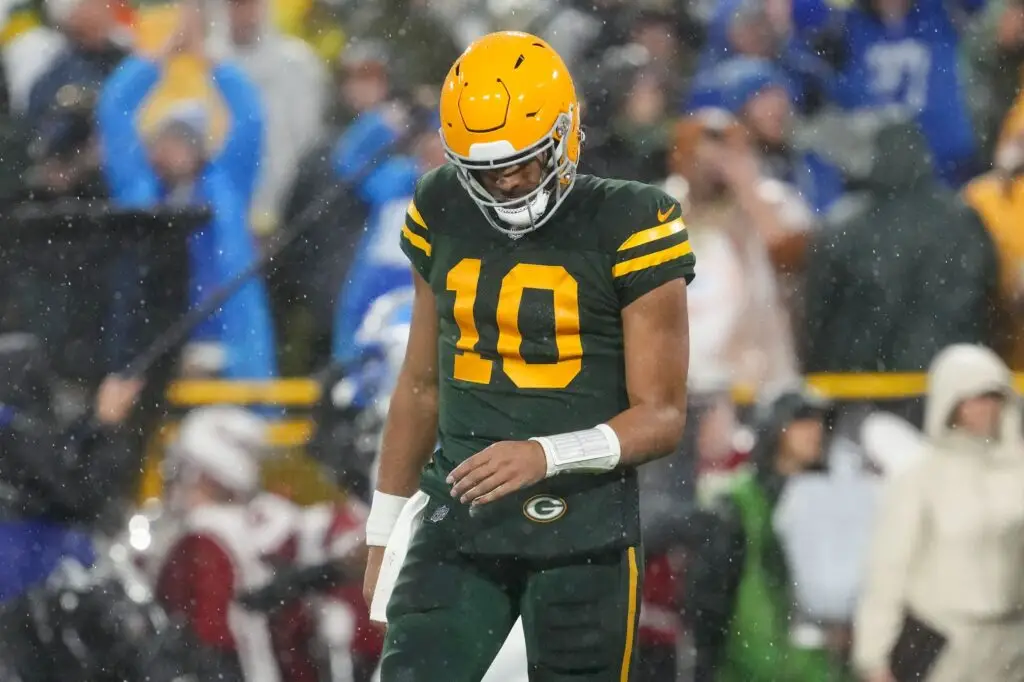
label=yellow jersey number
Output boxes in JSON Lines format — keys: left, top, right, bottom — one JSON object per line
{"left": 446, "top": 257, "right": 583, "bottom": 390}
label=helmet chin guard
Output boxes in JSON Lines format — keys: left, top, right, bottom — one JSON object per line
{"left": 443, "top": 112, "right": 580, "bottom": 238}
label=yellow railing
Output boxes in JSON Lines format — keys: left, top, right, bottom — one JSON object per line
{"left": 142, "top": 379, "right": 324, "bottom": 503}
{"left": 147, "top": 373, "right": 1021, "bottom": 503}
{"left": 166, "top": 373, "right": 951, "bottom": 425}
{"left": 167, "top": 378, "right": 321, "bottom": 408}
{"left": 161, "top": 373, "right": 962, "bottom": 441}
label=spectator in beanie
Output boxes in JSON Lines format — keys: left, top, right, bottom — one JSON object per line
{"left": 687, "top": 388, "right": 852, "bottom": 682}
{"left": 580, "top": 44, "right": 671, "bottom": 184}
{"left": 157, "top": 407, "right": 284, "bottom": 682}
{"left": 334, "top": 40, "right": 394, "bottom": 127}
{"left": 689, "top": 57, "right": 845, "bottom": 216}
{"left": 661, "top": 111, "right": 801, "bottom": 395}
{"left": 593, "top": 65, "right": 672, "bottom": 183}
{"left": 854, "top": 344, "right": 1024, "bottom": 682}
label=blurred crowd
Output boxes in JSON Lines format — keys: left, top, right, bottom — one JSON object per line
{"left": 3, "top": 0, "right": 1024, "bottom": 680}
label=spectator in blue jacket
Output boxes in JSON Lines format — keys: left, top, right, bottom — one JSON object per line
{"left": 792, "top": 0, "right": 985, "bottom": 186}
{"left": 330, "top": 105, "right": 444, "bottom": 365}
{"left": 96, "top": 40, "right": 276, "bottom": 380}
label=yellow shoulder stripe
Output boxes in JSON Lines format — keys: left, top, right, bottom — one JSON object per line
{"left": 407, "top": 201, "right": 428, "bottom": 230}
{"left": 401, "top": 225, "right": 431, "bottom": 257}
{"left": 613, "top": 241, "right": 692, "bottom": 278}
{"left": 617, "top": 218, "right": 685, "bottom": 252}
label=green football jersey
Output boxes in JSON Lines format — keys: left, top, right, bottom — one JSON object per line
{"left": 398, "top": 165, "right": 696, "bottom": 558}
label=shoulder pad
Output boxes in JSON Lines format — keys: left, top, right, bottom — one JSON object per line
{"left": 593, "top": 180, "right": 683, "bottom": 252}
{"left": 411, "top": 164, "right": 459, "bottom": 225}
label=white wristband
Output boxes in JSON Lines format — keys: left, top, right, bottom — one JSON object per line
{"left": 530, "top": 424, "right": 621, "bottom": 477}
{"left": 365, "top": 491, "right": 409, "bottom": 546}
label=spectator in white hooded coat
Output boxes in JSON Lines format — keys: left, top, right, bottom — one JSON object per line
{"left": 854, "top": 343, "right": 1024, "bottom": 682}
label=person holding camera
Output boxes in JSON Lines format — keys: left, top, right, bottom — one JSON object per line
{"left": 0, "top": 332, "right": 144, "bottom": 605}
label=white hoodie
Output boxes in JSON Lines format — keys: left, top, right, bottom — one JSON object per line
{"left": 854, "top": 344, "right": 1024, "bottom": 680}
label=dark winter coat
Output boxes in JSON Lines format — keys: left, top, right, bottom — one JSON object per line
{"left": 803, "top": 123, "right": 997, "bottom": 372}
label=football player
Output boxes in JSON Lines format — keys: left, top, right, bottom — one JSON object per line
{"left": 363, "top": 31, "right": 695, "bottom": 681}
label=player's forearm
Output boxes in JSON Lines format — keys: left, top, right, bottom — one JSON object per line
{"left": 531, "top": 282, "right": 690, "bottom": 478}
{"left": 528, "top": 399, "right": 686, "bottom": 478}
{"left": 606, "top": 401, "right": 687, "bottom": 467}
{"left": 374, "top": 379, "right": 438, "bottom": 498}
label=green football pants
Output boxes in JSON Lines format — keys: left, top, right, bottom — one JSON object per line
{"left": 378, "top": 509, "right": 644, "bottom": 682}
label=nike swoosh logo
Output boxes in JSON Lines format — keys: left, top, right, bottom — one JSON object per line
{"left": 657, "top": 205, "right": 676, "bottom": 222}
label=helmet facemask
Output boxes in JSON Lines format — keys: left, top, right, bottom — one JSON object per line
{"left": 444, "top": 109, "right": 582, "bottom": 239}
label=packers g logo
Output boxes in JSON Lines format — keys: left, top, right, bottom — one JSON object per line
{"left": 523, "top": 495, "right": 567, "bottom": 523}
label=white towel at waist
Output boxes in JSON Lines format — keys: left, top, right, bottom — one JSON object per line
{"left": 371, "top": 618, "right": 529, "bottom": 682}
{"left": 369, "top": 491, "right": 430, "bottom": 623}
{"left": 367, "top": 491, "right": 530, "bottom": 682}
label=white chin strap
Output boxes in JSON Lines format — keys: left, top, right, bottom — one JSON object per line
{"left": 493, "top": 189, "right": 551, "bottom": 228}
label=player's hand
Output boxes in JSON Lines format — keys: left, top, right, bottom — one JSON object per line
{"left": 447, "top": 440, "right": 547, "bottom": 507}
{"left": 362, "top": 545, "right": 386, "bottom": 615}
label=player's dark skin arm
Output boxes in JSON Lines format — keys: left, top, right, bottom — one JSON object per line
{"left": 373, "top": 269, "right": 440, "bottom": 498}
{"left": 362, "top": 269, "right": 438, "bottom": 607}
{"left": 449, "top": 278, "right": 690, "bottom": 506}
{"left": 605, "top": 278, "right": 690, "bottom": 464}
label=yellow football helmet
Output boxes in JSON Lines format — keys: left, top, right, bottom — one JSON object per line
{"left": 439, "top": 31, "right": 584, "bottom": 237}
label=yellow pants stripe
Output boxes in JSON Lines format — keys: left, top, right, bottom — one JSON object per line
{"left": 620, "top": 546, "right": 639, "bottom": 682}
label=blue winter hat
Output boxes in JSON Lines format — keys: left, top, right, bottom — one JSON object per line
{"left": 685, "top": 57, "right": 793, "bottom": 115}
{"left": 686, "top": 69, "right": 732, "bottom": 112}
{"left": 719, "top": 57, "right": 793, "bottom": 112}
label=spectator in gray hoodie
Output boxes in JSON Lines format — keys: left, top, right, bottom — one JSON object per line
{"left": 206, "top": 0, "right": 328, "bottom": 235}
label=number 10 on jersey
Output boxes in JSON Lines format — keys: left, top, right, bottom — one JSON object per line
{"left": 446, "top": 257, "right": 583, "bottom": 390}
